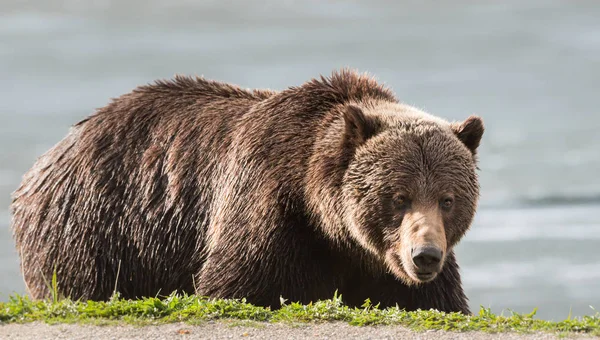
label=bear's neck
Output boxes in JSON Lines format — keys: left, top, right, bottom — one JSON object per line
{"left": 304, "top": 108, "right": 358, "bottom": 248}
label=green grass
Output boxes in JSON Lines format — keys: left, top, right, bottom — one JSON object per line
{"left": 0, "top": 292, "right": 599, "bottom": 336}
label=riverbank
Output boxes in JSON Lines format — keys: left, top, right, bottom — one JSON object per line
{"left": 1, "top": 293, "right": 598, "bottom": 338}
{"left": 2, "top": 321, "right": 596, "bottom": 340}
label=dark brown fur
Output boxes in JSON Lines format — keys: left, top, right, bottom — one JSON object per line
{"left": 11, "top": 69, "right": 483, "bottom": 314}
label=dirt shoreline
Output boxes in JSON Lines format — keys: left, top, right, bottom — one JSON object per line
{"left": 1, "top": 321, "right": 595, "bottom": 340}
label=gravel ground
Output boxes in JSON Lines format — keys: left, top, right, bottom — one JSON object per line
{"left": 0, "top": 322, "right": 596, "bottom": 340}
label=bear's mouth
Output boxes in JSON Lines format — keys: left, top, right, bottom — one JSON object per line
{"left": 415, "top": 271, "right": 436, "bottom": 282}
{"left": 389, "top": 251, "right": 441, "bottom": 284}
{"left": 385, "top": 251, "right": 437, "bottom": 285}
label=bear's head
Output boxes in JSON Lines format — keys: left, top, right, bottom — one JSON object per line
{"left": 340, "top": 103, "right": 483, "bottom": 285}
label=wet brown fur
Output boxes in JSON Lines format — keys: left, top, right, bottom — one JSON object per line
{"left": 11, "top": 69, "right": 483, "bottom": 314}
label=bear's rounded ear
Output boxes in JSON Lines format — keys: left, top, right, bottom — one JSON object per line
{"left": 343, "top": 105, "right": 376, "bottom": 147}
{"left": 451, "top": 115, "right": 484, "bottom": 154}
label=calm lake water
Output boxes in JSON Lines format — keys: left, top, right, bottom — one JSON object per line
{"left": 1, "top": 0, "right": 599, "bottom": 321}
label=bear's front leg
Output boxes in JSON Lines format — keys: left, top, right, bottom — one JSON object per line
{"left": 194, "top": 243, "right": 283, "bottom": 307}
{"left": 194, "top": 216, "right": 341, "bottom": 309}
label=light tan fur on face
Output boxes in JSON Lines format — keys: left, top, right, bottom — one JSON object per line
{"left": 357, "top": 100, "right": 451, "bottom": 129}
{"left": 399, "top": 204, "right": 447, "bottom": 283}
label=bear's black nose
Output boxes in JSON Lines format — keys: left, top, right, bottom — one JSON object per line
{"left": 412, "top": 246, "right": 443, "bottom": 273}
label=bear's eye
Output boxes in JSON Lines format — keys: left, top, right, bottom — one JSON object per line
{"left": 393, "top": 194, "right": 410, "bottom": 210}
{"left": 441, "top": 197, "right": 454, "bottom": 210}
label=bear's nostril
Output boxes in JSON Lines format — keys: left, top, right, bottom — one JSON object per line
{"left": 412, "top": 246, "right": 443, "bottom": 272}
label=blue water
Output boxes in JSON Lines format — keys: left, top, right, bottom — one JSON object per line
{"left": 1, "top": 0, "right": 599, "bottom": 320}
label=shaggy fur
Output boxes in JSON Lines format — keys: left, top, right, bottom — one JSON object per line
{"left": 11, "top": 69, "right": 483, "bottom": 314}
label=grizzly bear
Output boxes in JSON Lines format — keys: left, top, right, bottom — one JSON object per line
{"left": 11, "top": 69, "right": 483, "bottom": 314}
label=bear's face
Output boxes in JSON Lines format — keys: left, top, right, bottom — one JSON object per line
{"left": 341, "top": 105, "right": 483, "bottom": 285}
